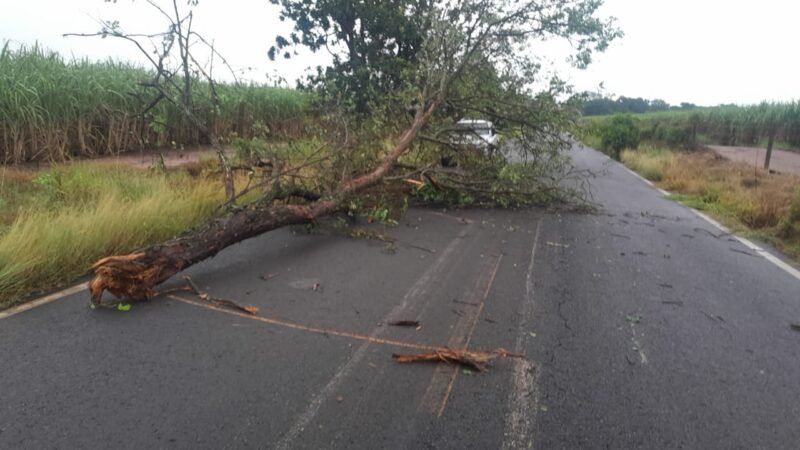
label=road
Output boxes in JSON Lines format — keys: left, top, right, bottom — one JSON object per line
{"left": 1, "top": 145, "right": 799, "bottom": 449}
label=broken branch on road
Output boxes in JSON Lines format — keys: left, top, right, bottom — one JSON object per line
{"left": 184, "top": 276, "right": 259, "bottom": 315}
{"left": 388, "top": 320, "right": 421, "bottom": 327}
{"left": 392, "top": 348, "right": 524, "bottom": 372}
{"left": 729, "top": 247, "right": 756, "bottom": 257}
{"left": 170, "top": 292, "right": 523, "bottom": 374}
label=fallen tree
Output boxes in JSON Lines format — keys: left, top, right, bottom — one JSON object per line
{"left": 88, "top": 0, "right": 620, "bottom": 303}
{"left": 89, "top": 99, "right": 440, "bottom": 301}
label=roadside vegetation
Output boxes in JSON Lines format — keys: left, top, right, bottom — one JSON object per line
{"left": 0, "top": 162, "right": 237, "bottom": 308}
{"left": 582, "top": 102, "right": 800, "bottom": 157}
{"left": 0, "top": 42, "right": 314, "bottom": 306}
{"left": 0, "top": 43, "right": 311, "bottom": 164}
{"left": 619, "top": 146, "right": 800, "bottom": 261}
{"left": 594, "top": 113, "right": 640, "bottom": 160}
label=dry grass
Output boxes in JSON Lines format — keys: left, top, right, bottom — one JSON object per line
{"left": 661, "top": 151, "right": 796, "bottom": 229}
{"left": 782, "top": 190, "right": 800, "bottom": 242}
{"left": 0, "top": 163, "right": 230, "bottom": 308}
{"left": 620, "top": 146, "right": 671, "bottom": 181}
{"left": 621, "top": 147, "right": 800, "bottom": 260}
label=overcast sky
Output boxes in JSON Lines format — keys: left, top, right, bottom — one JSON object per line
{"left": 2, "top": 0, "right": 797, "bottom": 106}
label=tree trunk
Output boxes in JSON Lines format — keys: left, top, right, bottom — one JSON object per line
{"left": 763, "top": 131, "right": 775, "bottom": 170}
{"left": 89, "top": 200, "right": 333, "bottom": 303}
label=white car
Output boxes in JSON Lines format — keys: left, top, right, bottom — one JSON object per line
{"left": 450, "top": 119, "right": 499, "bottom": 151}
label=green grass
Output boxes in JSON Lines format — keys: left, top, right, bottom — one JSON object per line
{"left": 1, "top": 42, "right": 312, "bottom": 163}
{"left": 0, "top": 163, "right": 226, "bottom": 308}
{"left": 0, "top": 167, "right": 37, "bottom": 228}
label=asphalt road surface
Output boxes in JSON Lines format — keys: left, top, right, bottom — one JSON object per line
{"left": 1, "top": 145, "right": 799, "bottom": 449}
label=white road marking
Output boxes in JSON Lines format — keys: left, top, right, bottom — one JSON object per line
{"left": 688, "top": 203, "right": 800, "bottom": 282}
{"left": 0, "top": 283, "right": 87, "bottom": 320}
{"left": 622, "top": 165, "right": 656, "bottom": 188}
{"left": 502, "top": 220, "right": 542, "bottom": 450}
{"left": 418, "top": 253, "right": 502, "bottom": 417}
{"left": 689, "top": 209, "right": 729, "bottom": 232}
{"left": 618, "top": 159, "right": 800, "bottom": 283}
{"left": 273, "top": 341, "right": 371, "bottom": 450}
{"left": 627, "top": 318, "right": 648, "bottom": 365}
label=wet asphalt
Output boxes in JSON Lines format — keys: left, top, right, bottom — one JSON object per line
{"left": 0, "top": 145, "right": 798, "bottom": 449}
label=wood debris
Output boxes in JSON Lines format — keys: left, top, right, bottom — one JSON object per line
{"left": 88, "top": 252, "right": 159, "bottom": 303}
{"left": 184, "top": 276, "right": 258, "bottom": 315}
{"left": 453, "top": 299, "right": 479, "bottom": 306}
{"left": 388, "top": 320, "right": 421, "bottom": 327}
{"left": 392, "top": 347, "right": 523, "bottom": 372}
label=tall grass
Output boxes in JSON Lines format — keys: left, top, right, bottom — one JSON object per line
{"left": 0, "top": 164, "right": 225, "bottom": 307}
{"left": 0, "top": 43, "right": 312, "bottom": 164}
{"left": 781, "top": 190, "right": 800, "bottom": 241}
{"left": 619, "top": 146, "right": 671, "bottom": 181}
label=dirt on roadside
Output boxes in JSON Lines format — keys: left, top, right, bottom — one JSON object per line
{"left": 708, "top": 145, "right": 800, "bottom": 177}
{"left": 102, "top": 147, "right": 221, "bottom": 169}
{"left": 15, "top": 145, "right": 228, "bottom": 171}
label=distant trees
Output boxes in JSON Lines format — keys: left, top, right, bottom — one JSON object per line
{"left": 582, "top": 95, "right": 694, "bottom": 116}
{"left": 650, "top": 99, "right": 669, "bottom": 111}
